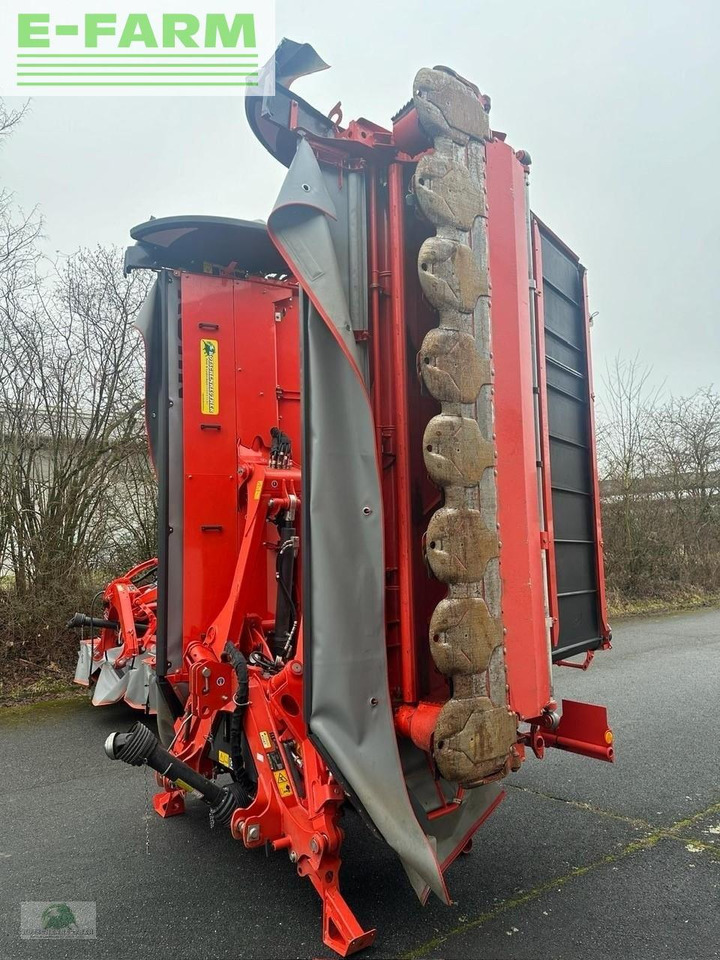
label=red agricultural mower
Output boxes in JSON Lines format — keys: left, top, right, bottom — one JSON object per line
{"left": 72, "top": 558, "right": 158, "bottom": 710}
{"left": 78, "top": 40, "right": 614, "bottom": 957}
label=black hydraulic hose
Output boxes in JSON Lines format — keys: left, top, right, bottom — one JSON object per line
{"left": 104, "top": 722, "right": 241, "bottom": 825}
{"left": 67, "top": 612, "right": 149, "bottom": 635}
{"left": 272, "top": 529, "right": 297, "bottom": 659}
{"left": 224, "top": 642, "right": 256, "bottom": 804}
{"left": 84, "top": 590, "right": 103, "bottom": 684}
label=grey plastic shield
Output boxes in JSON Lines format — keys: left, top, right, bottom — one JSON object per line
{"left": 133, "top": 275, "right": 183, "bottom": 675}
{"left": 268, "top": 138, "right": 448, "bottom": 904}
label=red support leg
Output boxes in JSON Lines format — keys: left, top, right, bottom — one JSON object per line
{"left": 321, "top": 888, "right": 376, "bottom": 957}
{"left": 153, "top": 789, "right": 186, "bottom": 818}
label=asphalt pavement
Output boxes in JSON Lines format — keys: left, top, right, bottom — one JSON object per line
{"left": 1, "top": 607, "right": 719, "bottom": 959}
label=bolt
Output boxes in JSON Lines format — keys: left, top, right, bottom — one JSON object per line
{"left": 246, "top": 824, "right": 260, "bottom": 843}
{"left": 291, "top": 661, "right": 303, "bottom": 676}
{"left": 310, "top": 837, "right": 320, "bottom": 854}
{"left": 289, "top": 850, "right": 298, "bottom": 863}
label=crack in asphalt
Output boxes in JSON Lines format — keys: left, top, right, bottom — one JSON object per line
{"left": 401, "top": 797, "right": 720, "bottom": 959}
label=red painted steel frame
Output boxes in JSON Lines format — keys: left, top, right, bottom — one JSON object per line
{"left": 387, "top": 162, "right": 419, "bottom": 704}
{"left": 541, "top": 698, "right": 614, "bottom": 762}
{"left": 152, "top": 270, "right": 375, "bottom": 956}
{"left": 369, "top": 162, "right": 424, "bottom": 705}
{"left": 78, "top": 559, "right": 158, "bottom": 687}
{"left": 487, "top": 141, "right": 552, "bottom": 720}
{"left": 180, "top": 273, "right": 302, "bottom": 649}
{"left": 181, "top": 274, "right": 240, "bottom": 648}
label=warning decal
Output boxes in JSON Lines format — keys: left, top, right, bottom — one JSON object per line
{"left": 267, "top": 746, "right": 293, "bottom": 798}
{"left": 273, "top": 770, "right": 293, "bottom": 797}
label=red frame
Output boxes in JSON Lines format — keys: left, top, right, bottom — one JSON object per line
{"left": 75, "top": 558, "right": 158, "bottom": 699}
{"left": 487, "top": 141, "right": 552, "bottom": 719}
{"left": 387, "top": 162, "right": 419, "bottom": 703}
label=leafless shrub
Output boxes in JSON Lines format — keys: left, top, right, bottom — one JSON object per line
{"left": 0, "top": 245, "right": 155, "bottom": 672}
{"left": 0, "top": 100, "right": 156, "bottom": 681}
{"left": 599, "top": 355, "right": 720, "bottom": 606}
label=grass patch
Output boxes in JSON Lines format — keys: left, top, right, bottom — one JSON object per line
{"left": 0, "top": 674, "right": 86, "bottom": 709}
{"left": 608, "top": 591, "right": 720, "bottom": 619}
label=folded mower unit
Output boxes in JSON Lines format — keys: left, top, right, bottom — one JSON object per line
{"left": 97, "top": 40, "right": 614, "bottom": 956}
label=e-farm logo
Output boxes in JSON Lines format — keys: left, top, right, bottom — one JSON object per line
{"left": 0, "top": 1, "right": 275, "bottom": 96}
{"left": 20, "top": 901, "right": 97, "bottom": 940}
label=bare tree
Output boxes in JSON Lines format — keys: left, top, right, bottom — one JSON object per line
{"left": 0, "top": 102, "right": 157, "bottom": 679}
{"left": 598, "top": 350, "right": 720, "bottom": 607}
{"left": 0, "top": 100, "right": 40, "bottom": 288}
{"left": 650, "top": 389, "right": 720, "bottom": 587}
{"left": 597, "top": 355, "right": 665, "bottom": 598}
{"left": 105, "top": 448, "right": 158, "bottom": 571}
{"left": 0, "top": 98, "right": 40, "bottom": 578}
{"left": 0, "top": 246, "right": 154, "bottom": 673}
{"left": 0, "top": 101, "right": 29, "bottom": 141}
{"left": 1, "top": 247, "right": 152, "bottom": 591}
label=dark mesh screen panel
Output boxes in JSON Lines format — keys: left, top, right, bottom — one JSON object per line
{"left": 539, "top": 225, "right": 603, "bottom": 661}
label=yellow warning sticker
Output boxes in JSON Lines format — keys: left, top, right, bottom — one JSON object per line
{"left": 273, "top": 769, "right": 293, "bottom": 797}
{"left": 259, "top": 731, "right": 272, "bottom": 750}
{"left": 200, "top": 338, "right": 219, "bottom": 415}
{"left": 218, "top": 749, "right": 232, "bottom": 769}
{"left": 253, "top": 480, "right": 263, "bottom": 501}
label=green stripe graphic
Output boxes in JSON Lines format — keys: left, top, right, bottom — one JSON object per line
{"left": 17, "top": 53, "right": 259, "bottom": 58}
{"left": 18, "top": 72, "right": 258, "bottom": 76}
{"left": 16, "top": 81, "right": 260, "bottom": 86}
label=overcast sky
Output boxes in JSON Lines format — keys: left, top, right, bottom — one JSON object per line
{"left": 1, "top": 0, "right": 718, "bottom": 397}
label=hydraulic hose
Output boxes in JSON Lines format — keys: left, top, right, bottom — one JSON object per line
{"left": 104, "top": 721, "right": 242, "bottom": 825}
{"left": 224, "top": 642, "right": 256, "bottom": 804}
{"left": 67, "top": 612, "right": 148, "bottom": 636}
